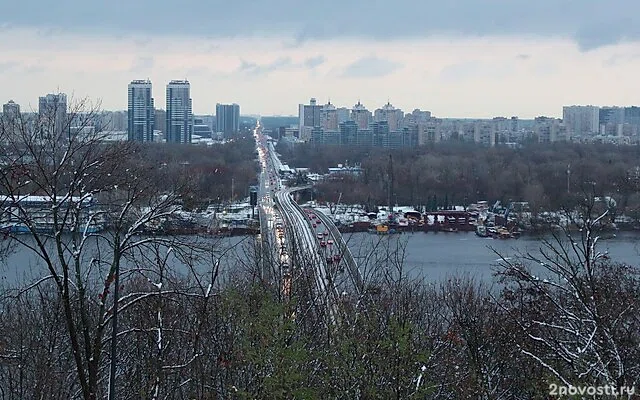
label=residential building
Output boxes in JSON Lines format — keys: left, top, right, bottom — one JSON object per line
{"left": 336, "top": 107, "right": 350, "bottom": 124}
{"left": 374, "top": 102, "right": 404, "bottom": 131}
{"left": 599, "top": 106, "right": 624, "bottom": 126}
{"left": 298, "top": 98, "right": 322, "bottom": 141}
{"left": 2, "top": 100, "right": 21, "bottom": 143}
{"left": 165, "top": 80, "right": 193, "bottom": 143}
{"left": 38, "top": 93, "right": 67, "bottom": 137}
{"left": 356, "top": 128, "right": 373, "bottom": 146}
{"left": 372, "top": 121, "right": 389, "bottom": 147}
{"left": 535, "top": 117, "right": 568, "bottom": 143}
{"left": 473, "top": 121, "right": 495, "bottom": 147}
{"left": 624, "top": 106, "right": 640, "bottom": 127}
{"left": 562, "top": 105, "right": 599, "bottom": 136}
{"left": 419, "top": 120, "right": 442, "bottom": 145}
{"left": 2, "top": 100, "right": 20, "bottom": 120}
{"left": 351, "top": 101, "right": 371, "bottom": 130}
{"left": 127, "top": 79, "right": 154, "bottom": 142}
{"left": 321, "top": 101, "right": 338, "bottom": 130}
{"left": 216, "top": 103, "right": 240, "bottom": 137}
{"left": 411, "top": 109, "right": 432, "bottom": 123}
{"left": 339, "top": 120, "right": 358, "bottom": 145}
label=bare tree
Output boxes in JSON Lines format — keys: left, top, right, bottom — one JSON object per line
{"left": 0, "top": 96, "right": 220, "bottom": 399}
{"left": 496, "top": 196, "right": 640, "bottom": 394}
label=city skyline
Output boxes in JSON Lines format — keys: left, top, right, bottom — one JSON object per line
{"left": 2, "top": 2, "right": 640, "bottom": 117}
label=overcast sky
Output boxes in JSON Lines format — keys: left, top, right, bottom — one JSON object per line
{"left": 1, "top": 1, "right": 639, "bottom": 117}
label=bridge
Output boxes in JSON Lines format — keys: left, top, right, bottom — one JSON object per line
{"left": 254, "top": 124, "right": 362, "bottom": 324}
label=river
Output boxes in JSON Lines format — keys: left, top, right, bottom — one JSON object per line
{"left": 344, "top": 230, "right": 640, "bottom": 282}
{"left": 1, "top": 231, "right": 638, "bottom": 287}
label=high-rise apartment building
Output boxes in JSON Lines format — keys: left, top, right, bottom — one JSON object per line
{"left": 298, "top": 98, "right": 322, "bottom": 141}
{"left": 535, "top": 117, "right": 568, "bottom": 143}
{"left": 562, "top": 105, "right": 599, "bottom": 136}
{"left": 374, "top": 102, "right": 404, "bottom": 131}
{"left": 321, "top": 101, "right": 338, "bottom": 130}
{"left": 336, "top": 107, "right": 350, "bottom": 125}
{"left": 2, "top": 100, "right": 20, "bottom": 119}
{"left": 2, "top": 100, "right": 21, "bottom": 143}
{"left": 127, "top": 79, "right": 155, "bottom": 142}
{"left": 351, "top": 101, "right": 372, "bottom": 130}
{"left": 38, "top": 93, "right": 68, "bottom": 137}
{"left": 215, "top": 103, "right": 240, "bottom": 137}
{"left": 166, "top": 80, "right": 193, "bottom": 143}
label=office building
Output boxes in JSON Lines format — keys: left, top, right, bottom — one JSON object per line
{"left": 154, "top": 109, "right": 166, "bottom": 134}
{"left": 165, "top": 80, "right": 193, "bottom": 143}
{"left": 127, "top": 79, "right": 155, "bottom": 142}
{"left": 193, "top": 117, "right": 214, "bottom": 139}
{"left": 215, "top": 103, "right": 240, "bottom": 137}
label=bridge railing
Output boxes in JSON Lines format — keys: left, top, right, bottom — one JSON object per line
{"left": 280, "top": 188, "right": 341, "bottom": 302}
{"left": 314, "top": 210, "right": 364, "bottom": 295}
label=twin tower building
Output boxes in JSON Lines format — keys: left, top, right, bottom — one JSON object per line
{"left": 127, "top": 79, "right": 239, "bottom": 143}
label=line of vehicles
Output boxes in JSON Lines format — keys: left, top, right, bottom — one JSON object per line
{"left": 275, "top": 220, "right": 290, "bottom": 276}
{"left": 306, "top": 210, "right": 342, "bottom": 266}
{"left": 256, "top": 126, "right": 340, "bottom": 321}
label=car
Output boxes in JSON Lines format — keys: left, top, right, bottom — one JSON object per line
{"left": 327, "top": 239, "right": 334, "bottom": 245}
{"left": 333, "top": 254, "right": 341, "bottom": 262}
{"left": 320, "top": 241, "right": 326, "bottom": 247}
{"left": 317, "top": 233, "right": 323, "bottom": 239}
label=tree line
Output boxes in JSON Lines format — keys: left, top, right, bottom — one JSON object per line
{"left": 278, "top": 142, "right": 640, "bottom": 217}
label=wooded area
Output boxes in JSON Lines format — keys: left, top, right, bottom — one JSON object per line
{"left": 279, "top": 142, "right": 640, "bottom": 217}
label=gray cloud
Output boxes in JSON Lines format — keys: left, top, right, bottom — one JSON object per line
{"left": 341, "top": 56, "right": 401, "bottom": 78}
{"left": 304, "top": 55, "right": 326, "bottom": 69}
{"left": 603, "top": 53, "right": 640, "bottom": 67}
{"left": 574, "top": 18, "right": 640, "bottom": 51}
{"left": 516, "top": 54, "right": 531, "bottom": 61}
{"left": 3, "top": 1, "right": 640, "bottom": 51}
{"left": 237, "top": 56, "right": 325, "bottom": 75}
{"left": 237, "top": 57, "right": 292, "bottom": 75}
